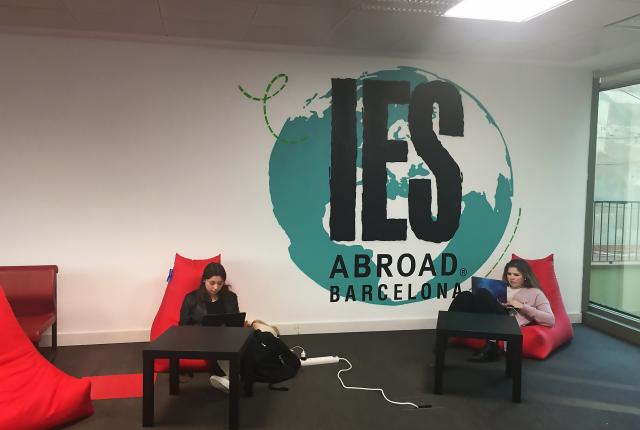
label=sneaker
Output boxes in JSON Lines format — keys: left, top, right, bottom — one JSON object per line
{"left": 209, "top": 375, "right": 230, "bottom": 394}
{"left": 468, "top": 341, "right": 500, "bottom": 362}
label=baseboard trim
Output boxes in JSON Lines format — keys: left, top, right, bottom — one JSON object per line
{"left": 43, "top": 312, "right": 583, "bottom": 346}
{"left": 281, "top": 312, "right": 583, "bottom": 335}
{"left": 278, "top": 317, "right": 440, "bottom": 335}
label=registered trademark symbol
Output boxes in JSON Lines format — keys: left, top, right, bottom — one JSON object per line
{"left": 459, "top": 268, "right": 467, "bottom": 276}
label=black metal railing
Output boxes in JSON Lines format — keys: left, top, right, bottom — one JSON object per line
{"left": 592, "top": 201, "right": 640, "bottom": 263}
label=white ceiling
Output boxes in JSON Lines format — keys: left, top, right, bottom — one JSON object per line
{"left": 0, "top": 0, "right": 639, "bottom": 71}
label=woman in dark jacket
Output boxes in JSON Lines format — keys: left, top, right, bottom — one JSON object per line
{"left": 179, "top": 262, "right": 239, "bottom": 326}
{"left": 179, "top": 262, "right": 240, "bottom": 393}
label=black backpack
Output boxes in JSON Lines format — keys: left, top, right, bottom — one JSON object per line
{"left": 241, "top": 330, "right": 300, "bottom": 391}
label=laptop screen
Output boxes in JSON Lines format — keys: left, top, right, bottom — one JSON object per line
{"left": 471, "top": 277, "right": 507, "bottom": 304}
{"left": 201, "top": 312, "right": 246, "bottom": 328}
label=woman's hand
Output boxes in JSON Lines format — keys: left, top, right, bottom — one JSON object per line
{"left": 508, "top": 299, "right": 524, "bottom": 309}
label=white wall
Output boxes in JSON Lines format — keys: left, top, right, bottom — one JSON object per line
{"left": 0, "top": 33, "right": 591, "bottom": 345}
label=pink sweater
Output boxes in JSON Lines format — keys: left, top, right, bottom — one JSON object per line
{"left": 510, "top": 287, "right": 555, "bottom": 327}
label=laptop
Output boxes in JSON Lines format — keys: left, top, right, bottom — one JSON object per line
{"left": 201, "top": 312, "right": 246, "bottom": 328}
{"left": 471, "top": 276, "right": 507, "bottom": 304}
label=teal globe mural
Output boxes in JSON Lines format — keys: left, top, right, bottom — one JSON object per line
{"left": 269, "top": 67, "right": 513, "bottom": 305}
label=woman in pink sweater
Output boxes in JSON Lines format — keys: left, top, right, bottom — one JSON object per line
{"left": 449, "top": 259, "right": 555, "bottom": 362}
{"left": 503, "top": 259, "right": 555, "bottom": 327}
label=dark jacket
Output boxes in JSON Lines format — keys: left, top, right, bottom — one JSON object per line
{"left": 179, "top": 289, "right": 239, "bottom": 325}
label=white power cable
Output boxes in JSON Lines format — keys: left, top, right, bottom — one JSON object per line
{"left": 291, "top": 347, "right": 429, "bottom": 409}
{"left": 336, "top": 357, "right": 420, "bottom": 409}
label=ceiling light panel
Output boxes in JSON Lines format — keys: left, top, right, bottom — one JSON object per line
{"left": 444, "top": 0, "right": 574, "bottom": 22}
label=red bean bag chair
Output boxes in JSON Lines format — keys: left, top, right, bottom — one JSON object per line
{"left": 451, "top": 254, "right": 573, "bottom": 359}
{"left": 0, "top": 285, "right": 93, "bottom": 430}
{"left": 150, "top": 253, "right": 221, "bottom": 372}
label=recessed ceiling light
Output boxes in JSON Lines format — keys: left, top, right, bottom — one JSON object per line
{"left": 444, "top": 0, "right": 574, "bottom": 22}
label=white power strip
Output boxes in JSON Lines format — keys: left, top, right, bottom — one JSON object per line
{"left": 300, "top": 356, "right": 340, "bottom": 366}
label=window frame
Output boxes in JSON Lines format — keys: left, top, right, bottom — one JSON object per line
{"left": 582, "top": 65, "right": 640, "bottom": 345}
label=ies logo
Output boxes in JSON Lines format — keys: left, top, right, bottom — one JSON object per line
{"left": 267, "top": 67, "right": 513, "bottom": 305}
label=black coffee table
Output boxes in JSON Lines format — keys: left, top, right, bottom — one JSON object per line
{"left": 142, "top": 325, "right": 253, "bottom": 429}
{"left": 433, "top": 311, "right": 523, "bottom": 402}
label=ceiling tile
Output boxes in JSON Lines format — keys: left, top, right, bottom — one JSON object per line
{"left": 327, "top": 10, "right": 412, "bottom": 51}
{"left": 253, "top": 2, "right": 347, "bottom": 29}
{"left": 73, "top": 12, "right": 165, "bottom": 35}
{"left": 0, "top": 6, "right": 75, "bottom": 29}
{"left": 256, "top": 0, "right": 347, "bottom": 6}
{"left": 0, "top": 0, "right": 637, "bottom": 69}
{"left": 611, "top": 13, "right": 640, "bottom": 29}
{"left": 460, "top": 20, "right": 577, "bottom": 57}
{"left": 244, "top": 24, "right": 328, "bottom": 46}
{"left": 530, "top": 0, "right": 640, "bottom": 29}
{"left": 391, "top": 15, "right": 473, "bottom": 55}
{"left": 159, "top": 0, "right": 258, "bottom": 23}
{"left": 163, "top": 18, "right": 248, "bottom": 40}
{"left": 599, "top": 26, "right": 640, "bottom": 51}
{"left": 0, "top": 0, "right": 65, "bottom": 9}
{"left": 65, "top": 0, "right": 160, "bottom": 18}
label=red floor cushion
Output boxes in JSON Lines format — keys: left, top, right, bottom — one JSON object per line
{"left": 150, "top": 253, "right": 221, "bottom": 372}
{"left": 451, "top": 254, "right": 573, "bottom": 359}
{"left": 0, "top": 286, "right": 93, "bottom": 430}
{"left": 515, "top": 254, "right": 573, "bottom": 359}
{"left": 83, "top": 373, "right": 157, "bottom": 400}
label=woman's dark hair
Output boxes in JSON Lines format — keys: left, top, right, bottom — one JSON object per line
{"left": 196, "top": 262, "right": 229, "bottom": 302}
{"left": 502, "top": 259, "right": 540, "bottom": 289}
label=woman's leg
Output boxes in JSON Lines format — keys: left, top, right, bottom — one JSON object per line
{"left": 218, "top": 360, "right": 229, "bottom": 376}
{"left": 469, "top": 289, "right": 508, "bottom": 361}
{"left": 210, "top": 360, "right": 230, "bottom": 393}
{"left": 448, "top": 291, "right": 476, "bottom": 312}
{"left": 449, "top": 289, "right": 505, "bottom": 362}
{"left": 472, "top": 288, "right": 508, "bottom": 315}
{"left": 449, "top": 289, "right": 506, "bottom": 315}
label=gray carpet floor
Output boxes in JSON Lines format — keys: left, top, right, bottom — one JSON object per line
{"left": 57, "top": 324, "right": 640, "bottom": 429}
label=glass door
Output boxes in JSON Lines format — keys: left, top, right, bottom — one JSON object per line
{"left": 588, "top": 79, "right": 640, "bottom": 328}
